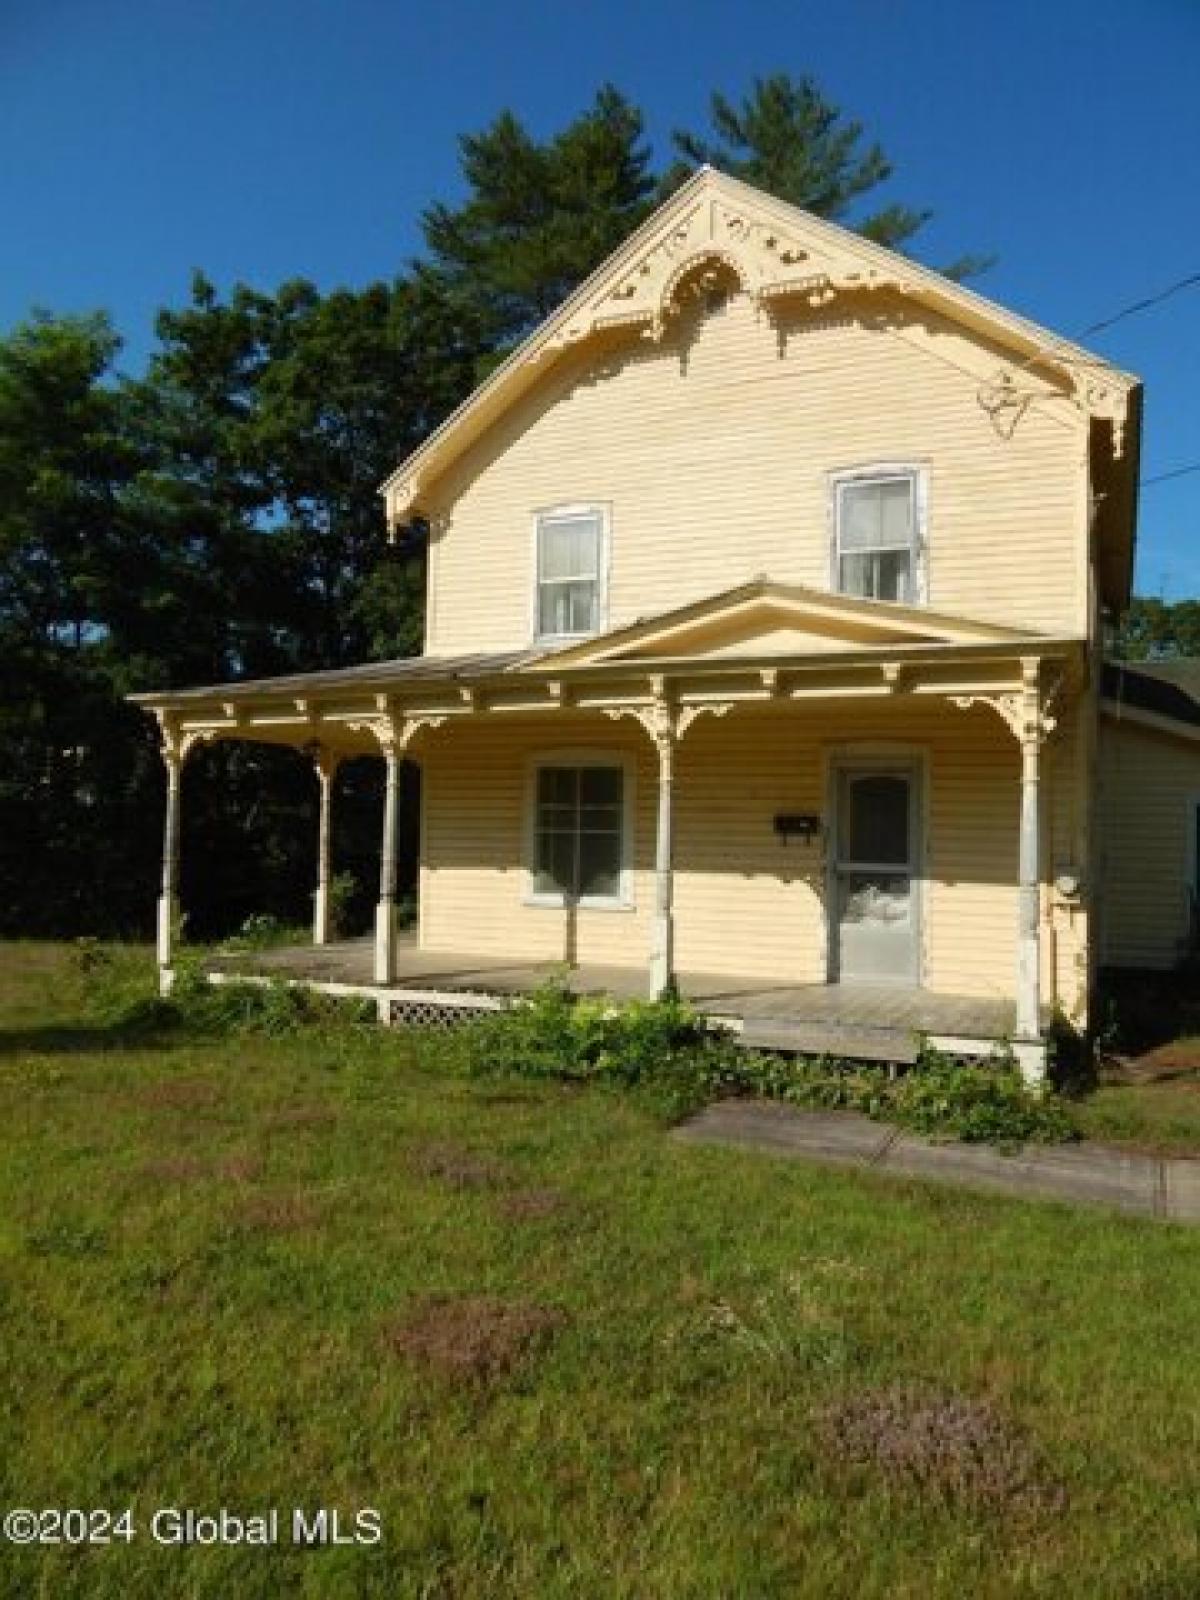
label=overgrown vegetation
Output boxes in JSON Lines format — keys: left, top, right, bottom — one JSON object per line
{"left": 439, "top": 979, "right": 1077, "bottom": 1146}
{"left": 4, "top": 941, "right": 1200, "bottom": 1599}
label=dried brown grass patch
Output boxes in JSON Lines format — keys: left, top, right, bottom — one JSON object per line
{"left": 142, "top": 1150, "right": 262, "bottom": 1184}
{"left": 409, "top": 1140, "right": 511, "bottom": 1191}
{"left": 263, "top": 1105, "right": 338, "bottom": 1130}
{"left": 237, "top": 1191, "right": 324, "bottom": 1233}
{"left": 815, "top": 1382, "right": 1065, "bottom": 1515}
{"left": 494, "top": 1187, "right": 568, "bottom": 1222}
{"left": 137, "top": 1080, "right": 220, "bottom": 1111}
{"left": 384, "top": 1295, "right": 567, "bottom": 1385}
{"left": 213, "top": 1152, "right": 264, "bottom": 1182}
{"left": 141, "top": 1155, "right": 209, "bottom": 1183}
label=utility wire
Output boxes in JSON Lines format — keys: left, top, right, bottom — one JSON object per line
{"left": 1076, "top": 272, "right": 1200, "bottom": 341}
{"left": 1141, "top": 462, "right": 1200, "bottom": 488}
{"left": 997, "top": 268, "right": 1200, "bottom": 380}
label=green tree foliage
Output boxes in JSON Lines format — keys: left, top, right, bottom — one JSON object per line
{"left": 0, "top": 77, "right": 997, "bottom": 937}
{"left": 1113, "top": 596, "right": 1200, "bottom": 660}
{"left": 422, "top": 85, "right": 657, "bottom": 363}
{"left": 668, "top": 74, "right": 990, "bottom": 278}
{"left": 0, "top": 314, "right": 163, "bottom": 932}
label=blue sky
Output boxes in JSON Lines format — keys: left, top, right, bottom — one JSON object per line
{"left": 2, "top": 0, "right": 1197, "bottom": 597}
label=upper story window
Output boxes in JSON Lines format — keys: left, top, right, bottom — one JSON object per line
{"left": 831, "top": 468, "right": 926, "bottom": 604}
{"left": 534, "top": 505, "right": 608, "bottom": 641}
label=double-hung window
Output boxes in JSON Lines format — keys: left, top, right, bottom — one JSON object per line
{"left": 833, "top": 469, "right": 924, "bottom": 603}
{"left": 529, "top": 760, "right": 629, "bottom": 907}
{"left": 534, "top": 506, "right": 606, "bottom": 640}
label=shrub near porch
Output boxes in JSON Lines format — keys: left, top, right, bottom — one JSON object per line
{"left": 3, "top": 944, "right": 1200, "bottom": 1600}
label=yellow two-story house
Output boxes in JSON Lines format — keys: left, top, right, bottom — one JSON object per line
{"left": 135, "top": 169, "right": 1200, "bottom": 1078}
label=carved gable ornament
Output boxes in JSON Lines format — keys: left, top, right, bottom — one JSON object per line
{"left": 382, "top": 169, "right": 1138, "bottom": 525}
{"left": 537, "top": 190, "right": 907, "bottom": 358}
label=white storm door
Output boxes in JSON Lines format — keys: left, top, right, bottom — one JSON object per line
{"left": 833, "top": 765, "right": 920, "bottom": 984}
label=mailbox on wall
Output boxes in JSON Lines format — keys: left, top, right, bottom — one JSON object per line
{"left": 773, "top": 813, "right": 821, "bottom": 844}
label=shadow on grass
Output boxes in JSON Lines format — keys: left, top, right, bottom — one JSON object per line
{"left": 0, "top": 1006, "right": 186, "bottom": 1059}
{"left": 1096, "top": 965, "right": 1200, "bottom": 1058}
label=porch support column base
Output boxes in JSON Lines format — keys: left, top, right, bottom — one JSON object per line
{"left": 156, "top": 892, "right": 178, "bottom": 971}
{"left": 649, "top": 916, "right": 674, "bottom": 1000}
{"left": 1011, "top": 1037, "right": 1047, "bottom": 1089}
{"left": 374, "top": 899, "right": 398, "bottom": 986}
{"left": 313, "top": 885, "right": 331, "bottom": 948}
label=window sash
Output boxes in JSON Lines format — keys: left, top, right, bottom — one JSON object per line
{"left": 834, "top": 473, "right": 920, "bottom": 603}
{"left": 535, "top": 510, "right": 603, "bottom": 638}
{"left": 532, "top": 764, "right": 624, "bottom": 903}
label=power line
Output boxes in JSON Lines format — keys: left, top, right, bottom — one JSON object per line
{"left": 1077, "top": 272, "right": 1200, "bottom": 341}
{"left": 1141, "top": 462, "right": 1200, "bottom": 488}
{"left": 998, "top": 268, "right": 1200, "bottom": 383}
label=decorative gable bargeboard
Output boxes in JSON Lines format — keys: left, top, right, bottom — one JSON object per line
{"left": 381, "top": 169, "right": 1140, "bottom": 658}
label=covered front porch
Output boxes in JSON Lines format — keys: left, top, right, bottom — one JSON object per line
{"left": 206, "top": 933, "right": 1020, "bottom": 1063}
{"left": 132, "top": 581, "right": 1085, "bottom": 1082}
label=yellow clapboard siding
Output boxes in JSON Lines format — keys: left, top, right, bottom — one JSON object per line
{"left": 1098, "top": 720, "right": 1200, "bottom": 968}
{"left": 425, "top": 292, "right": 1085, "bottom": 656}
{"left": 418, "top": 700, "right": 1086, "bottom": 1014}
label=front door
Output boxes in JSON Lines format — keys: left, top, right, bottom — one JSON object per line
{"left": 832, "top": 764, "right": 920, "bottom": 983}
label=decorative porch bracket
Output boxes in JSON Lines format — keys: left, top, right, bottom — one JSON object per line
{"left": 311, "top": 747, "right": 341, "bottom": 947}
{"left": 951, "top": 658, "right": 1064, "bottom": 1077}
{"left": 347, "top": 709, "right": 446, "bottom": 986}
{"left": 606, "top": 689, "right": 733, "bottom": 999}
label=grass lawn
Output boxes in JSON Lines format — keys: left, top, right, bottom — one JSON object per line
{"left": 1075, "top": 1055, "right": 1200, "bottom": 1154}
{"left": 3, "top": 945, "right": 1200, "bottom": 1597}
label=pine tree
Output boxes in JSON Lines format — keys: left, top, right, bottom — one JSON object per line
{"left": 421, "top": 85, "right": 657, "bottom": 361}
{"left": 669, "top": 74, "right": 989, "bottom": 277}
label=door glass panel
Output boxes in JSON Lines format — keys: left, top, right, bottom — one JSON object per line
{"left": 840, "top": 774, "right": 910, "bottom": 866}
{"left": 840, "top": 872, "right": 911, "bottom": 926}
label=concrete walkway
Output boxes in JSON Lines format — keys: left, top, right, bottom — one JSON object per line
{"left": 674, "top": 1101, "right": 1200, "bottom": 1222}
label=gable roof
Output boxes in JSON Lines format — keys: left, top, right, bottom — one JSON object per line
{"left": 1102, "top": 659, "right": 1200, "bottom": 733}
{"left": 529, "top": 578, "right": 1042, "bottom": 671}
{"left": 380, "top": 167, "right": 1140, "bottom": 538}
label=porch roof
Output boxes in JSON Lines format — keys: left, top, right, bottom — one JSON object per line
{"left": 130, "top": 578, "right": 1084, "bottom": 750}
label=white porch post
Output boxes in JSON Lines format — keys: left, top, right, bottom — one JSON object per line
{"left": 1012, "top": 656, "right": 1056, "bottom": 1085}
{"left": 375, "top": 733, "right": 402, "bottom": 986}
{"left": 607, "top": 690, "right": 732, "bottom": 1003}
{"left": 312, "top": 749, "right": 339, "bottom": 946}
{"left": 952, "top": 659, "right": 1059, "bottom": 1085}
{"left": 157, "top": 747, "right": 182, "bottom": 989}
{"left": 1016, "top": 715, "right": 1042, "bottom": 1042}
{"left": 650, "top": 707, "right": 676, "bottom": 999}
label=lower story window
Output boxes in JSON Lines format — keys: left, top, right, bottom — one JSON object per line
{"left": 532, "top": 763, "right": 626, "bottom": 905}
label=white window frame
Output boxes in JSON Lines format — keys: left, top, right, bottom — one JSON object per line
{"left": 828, "top": 464, "right": 929, "bottom": 605}
{"left": 523, "top": 749, "right": 635, "bottom": 911}
{"left": 530, "top": 503, "right": 611, "bottom": 645}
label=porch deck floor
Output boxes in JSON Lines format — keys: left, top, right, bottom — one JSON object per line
{"left": 207, "top": 935, "right": 1016, "bottom": 1047}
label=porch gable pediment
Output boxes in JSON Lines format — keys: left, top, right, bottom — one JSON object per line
{"left": 533, "top": 580, "right": 1038, "bottom": 670}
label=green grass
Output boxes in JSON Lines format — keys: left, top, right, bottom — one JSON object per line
{"left": 1074, "top": 1057, "right": 1200, "bottom": 1154}
{"left": 4, "top": 945, "right": 1200, "bottom": 1597}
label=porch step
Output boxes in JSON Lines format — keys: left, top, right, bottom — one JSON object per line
{"left": 735, "top": 1017, "right": 921, "bottom": 1064}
